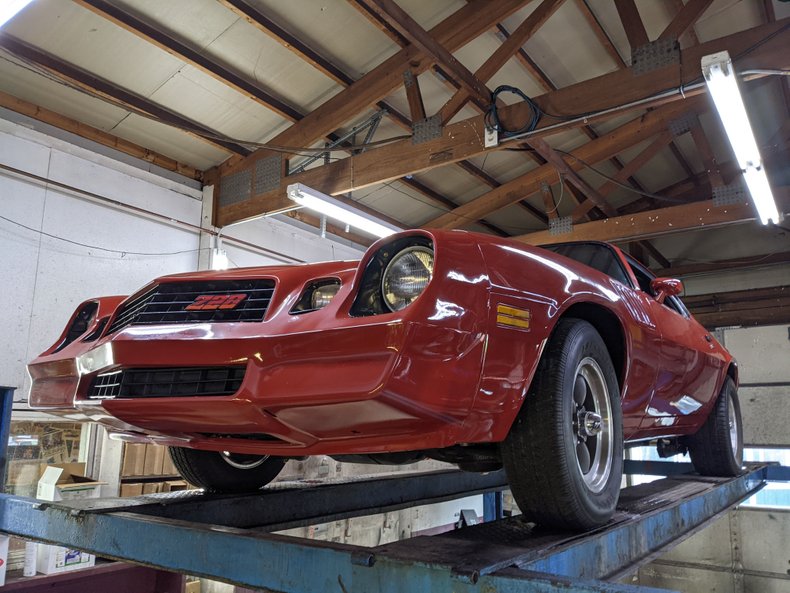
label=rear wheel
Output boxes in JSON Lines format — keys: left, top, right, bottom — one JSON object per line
{"left": 501, "top": 318, "right": 623, "bottom": 530}
{"left": 168, "top": 447, "right": 285, "bottom": 492}
{"left": 686, "top": 377, "right": 743, "bottom": 476}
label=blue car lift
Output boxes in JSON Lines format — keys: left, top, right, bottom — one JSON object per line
{"left": 1, "top": 385, "right": 788, "bottom": 593}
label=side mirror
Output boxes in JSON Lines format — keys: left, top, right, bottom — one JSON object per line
{"left": 650, "top": 277, "right": 683, "bottom": 304}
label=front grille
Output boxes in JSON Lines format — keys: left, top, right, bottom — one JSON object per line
{"left": 87, "top": 366, "right": 246, "bottom": 399}
{"left": 107, "top": 279, "right": 275, "bottom": 335}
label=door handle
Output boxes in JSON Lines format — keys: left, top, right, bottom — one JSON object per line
{"left": 704, "top": 335, "right": 712, "bottom": 342}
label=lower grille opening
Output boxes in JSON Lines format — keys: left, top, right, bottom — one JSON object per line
{"left": 88, "top": 366, "right": 246, "bottom": 399}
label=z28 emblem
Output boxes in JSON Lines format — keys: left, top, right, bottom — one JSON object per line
{"left": 185, "top": 294, "right": 247, "bottom": 311}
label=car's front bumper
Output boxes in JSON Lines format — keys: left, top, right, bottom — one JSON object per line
{"left": 29, "top": 317, "right": 486, "bottom": 455}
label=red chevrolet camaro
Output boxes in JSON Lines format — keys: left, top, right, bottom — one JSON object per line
{"left": 28, "top": 230, "right": 743, "bottom": 529}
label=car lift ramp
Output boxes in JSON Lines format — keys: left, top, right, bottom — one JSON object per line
{"left": 1, "top": 460, "right": 787, "bottom": 593}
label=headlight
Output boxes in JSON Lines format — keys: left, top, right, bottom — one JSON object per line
{"left": 290, "top": 279, "right": 341, "bottom": 314}
{"left": 382, "top": 246, "right": 434, "bottom": 311}
{"left": 311, "top": 283, "right": 340, "bottom": 309}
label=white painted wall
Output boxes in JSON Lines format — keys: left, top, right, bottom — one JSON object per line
{"left": 0, "top": 117, "right": 362, "bottom": 398}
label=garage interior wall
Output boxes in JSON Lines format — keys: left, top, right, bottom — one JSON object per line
{"left": 0, "top": 113, "right": 362, "bottom": 397}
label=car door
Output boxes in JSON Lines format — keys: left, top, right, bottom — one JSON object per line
{"left": 624, "top": 256, "right": 725, "bottom": 431}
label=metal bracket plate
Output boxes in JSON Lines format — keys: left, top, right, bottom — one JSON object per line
{"left": 253, "top": 155, "right": 282, "bottom": 195}
{"left": 218, "top": 169, "right": 251, "bottom": 207}
{"left": 713, "top": 183, "right": 746, "bottom": 207}
{"left": 412, "top": 114, "right": 442, "bottom": 145}
{"left": 632, "top": 38, "right": 680, "bottom": 76}
{"left": 549, "top": 216, "right": 573, "bottom": 236}
{"left": 668, "top": 113, "right": 696, "bottom": 137}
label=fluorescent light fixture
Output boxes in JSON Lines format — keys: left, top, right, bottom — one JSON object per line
{"left": 287, "top": 183, "right": 402, "bottom": 238}
{"left": 0, "top": 0, "right": 34, "bottom": 28}
{"left": 701, "top": 51, "right": 780, "bottom": 225}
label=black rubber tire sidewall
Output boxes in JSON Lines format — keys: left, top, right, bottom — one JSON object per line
{"left": 502, "top": 318, "right": 623, "bottom": 530}
{"left": 168, "top": 447, "right": 285, "bottom": 493}
{"left": 687, "top": 377, "right": 743, "bottom": 476}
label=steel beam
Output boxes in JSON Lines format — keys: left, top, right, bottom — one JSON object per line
{"left": 63, "top": 469, "right": 509, "bottom": 531}
{"left": 0, "top": 462, "right": 778, "bottom": 592}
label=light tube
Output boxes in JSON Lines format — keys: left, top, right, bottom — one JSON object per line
{"left": 287, "top": 183, "right": 402, "bottom": 238}
{"left": 0, "top": 0, "right": 34, "bottom": 28}
{"left": 701, "top": 51, "right": 780, "bottom": 225}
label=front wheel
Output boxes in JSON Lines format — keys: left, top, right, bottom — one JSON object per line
{"left": 686, "top": 377, "right": 743, "bottom": 476}
{"left": 501, "top": 318, "right": 623, "bottom": 530}
{"left": 169, "top": 447, "right": 285, "bottom": 492}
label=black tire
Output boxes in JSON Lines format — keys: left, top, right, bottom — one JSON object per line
{"left": 168, "top": 447, "right": 285, "bottom": 493}
{"left": 686, "top": 377, "right": 743, "bottom": 476}
{"left": 501, "top": 318, "right": 623, "bottom": 530}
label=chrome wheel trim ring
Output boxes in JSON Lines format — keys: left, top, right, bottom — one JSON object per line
{"left": 572, "top": 357, "right": 614, "bottom": 494}
{"left": 220, "top": 451, "right": 269, "bottom": 470}
{"left": 728, "top": 393, "right": 739, "bottom": 454}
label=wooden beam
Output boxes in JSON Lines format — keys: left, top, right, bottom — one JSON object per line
{"left": 218, "top": 0, "right": 528, "bottom": 164}
{"left": 75, "top": 0, "right": 303, "bottom": 122}
{"left": 217, "top": 21, "right": 789, "bottom": 226}
{"left": 669, "top": 0, "right": 701, "bottom": 46}
{"left": 688, "top": 115, "right": 725, "bottom": 188}
{"left": 659, "top": 0, "right": 713, "bottom": 41}
{"left": 571, "top": 130, "right": 674, "bottom": 221}
{"left": 0, "top": 34, "right": 250, "bottom": 157}
{"left": 403, "top": 69, "right": 426, "bottom": 122}
{"left": 346, "top": 0, "right": 409, "bottom": 46}
{"left": 526, "top": 137, "right": 619, "bottom": 216}
{"left": 366, "top": 0, "right": 491, "bottom": 108}
{"left": 656, "top": 250, "right": 790, "bottom": 277}
{"left": 426, "top": 98, "right": 704, "bottom": 229}
{"left": 517, "top": 188, "right": 789, "bottom": 245}
{"left": 0, "top": 90, "right": 202, "bottom": 180}
{"left": 685, "top": 285, "right": 790, "bottom": 329}
{"left": 438, "top": 0, "right": 565, "bottom": 123}
{"left": 540, "top": 182, "right": 558, "bottom": 219}
{"left": 575, "top": 0, "right": 627, "bottom": 68}
{"left": 614, "top": 0, "right": 649, "bottom": 50}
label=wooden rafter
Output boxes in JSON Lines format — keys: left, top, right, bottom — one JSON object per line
{"left": 403, "top": 69, "right": 426, "bottom": 122}
{"left": 0, "top": 91, "right": 202, "bottom": 180}
{"left": 575, "top": 0, "right": 627, "bottom": 68}
{"left": 526, "top": 137, "right": 618, "bottom": 216}
{"left": 657, "top": 250, "right": 790, "bottom": 278}
{"left": 215, "top": 0, "right": 513, "bottom": 234}
{"left": 437, "top": 0, "right": 565, "bottom": 123}
{"left": 659, "top": 0, "right": 713, "bottom": 42}
{"left": 0, "top": 34, "right": 250, "bottom": 156}
{"left": 685, "top": 285, "right": 790, "bottom": 329}
{"left": 614, "top": 0, "right": 648, "bottom": 50}
{"left": 216, "top": 21, "right": 789, "bottom": 227}
{"left": 365, "top": 0, "right": 491, "bottom": 108}
{"left": 571, "top": 131, "right": 674, "bottom": 221}
{"left": 426, "top": 98, "right": 705, "bottom": 229}
{"left": 517, "top": 188, "right": 789, "bottom": 245}
{"left": 540, "top": 182, "right": 558, "bottom": 220}
{"left": 688, "top": 116, "right": 725, "bottom": 188}
{"left": 669, "top": 0, "right": 701, "bottom": 46}
{"left": 219, "top": 0, "right": 528, "bottom": 173}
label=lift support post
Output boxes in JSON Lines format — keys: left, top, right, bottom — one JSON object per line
{"left": 0, "top": 460, "right": 784, "bottom": 593}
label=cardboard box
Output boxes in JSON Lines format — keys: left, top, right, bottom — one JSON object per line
{"left": 143, "top": 445, "right": 165, "bottom": 476}
{"left": 161, "top": 449, "right": 177, "bottom": 476}
{"left": 142, "top": 482, "right": 161, "bottom": 495}
{"left": 121, "top": 444, "right": 147, "bottom": 476}
{"left": 120, "top": 483, "right": 144, "bottom": 497}
{"left": 37, "top": 463, "right": 104, "bottom": 502}
{"left": 36, "top": 545, "right": 95, "bottom": 575}
{"left": 35, "top": 464, "right": 103, "bottom": 575}
{"left": 163, "top": 480, "right": 190, "bottom": 492}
